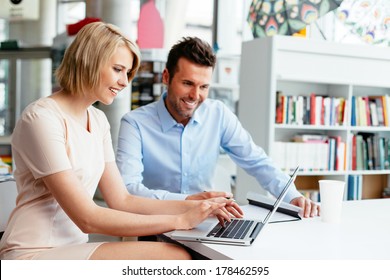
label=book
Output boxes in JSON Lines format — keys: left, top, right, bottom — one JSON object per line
{"left": 275, "top": 91, "right": 283, "bottom": 124}
{"left": 337, "top": 140, "right": 346, "bottom": 171}
{"left": 331, "top": 135, "right": 345, "bottom": 171}
{"left": 347, "top": 175, "right": 363, "bottom": 200}
{"left": 347, "top": 175, "right": 356, "bottom": 200}
{"left": 246, "top": 191, "right": 302, "bottom": 220}
{"left": 341, "top": 98, "right": 348, "bottom": 126}
{"left": 374, "top": 97, "right": 385, "bottom": 126}
{"left": 357, "top": 97, "right": 367, "bottom": 126}
{"left": 366, "top": 136, "right": 375, "bottom": 170}
{"left": 362, "top": 138, "right": 368, "bottom": 170}
{"left": 363, "top": 96, "right": 371, "bottom": 126}
{"left": 384, "top": 95, "right": 390, "bottom": 126}
{"left": 351, "top": 96, "right": 356, "bottom": 126}
{"left": 385, "top": 137, "right": 390, "bottom": 169}
{"left": 373, "top": 134, "right": 379, "bottom": 170}
{"left": 355, "top": 134, "right": 364, "bottom": 170}
{"left": 310, "top": 93, "right": 316, "bottom": 125}
{"left": 328, "top": 137, "right": 336, "bottom": 170}
{"left": 351, "top": 134, "right": 357, "bottom": 170}
{"left": 378, "top": 137, "right": 385, "bottom": 170}
{"left": 292, "top": 133, "right": 328, "bottom": 143}
{"left": 369, "top": 100, "right": 379, "bottom": 126}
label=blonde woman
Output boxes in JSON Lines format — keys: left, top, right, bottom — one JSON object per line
{"left": 0, "top": 22, "right": 242, "bottom": 260}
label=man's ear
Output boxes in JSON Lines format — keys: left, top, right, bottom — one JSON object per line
{"left": 162, "top": 68, "right": 169, "bottom": 85}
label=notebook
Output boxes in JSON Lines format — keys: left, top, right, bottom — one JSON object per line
{"left": 246, "top": 192, "right": 302, "bottom": 220}
{"left": 170, "top": 166, "right": 299, "bottom": 246}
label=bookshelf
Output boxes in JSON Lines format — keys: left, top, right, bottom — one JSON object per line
{"left": 235, "top": 36, "right": 390, "bottom": 204}
{"left": 131, "top": 49, "right": 166, "bottom": 110}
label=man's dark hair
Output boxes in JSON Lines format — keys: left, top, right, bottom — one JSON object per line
{"left": 166, "top": 37, "right": 216, "bottom": 82}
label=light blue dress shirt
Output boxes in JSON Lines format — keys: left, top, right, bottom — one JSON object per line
{"left": 117, "top": 93, "right": 301, "bottom": 202}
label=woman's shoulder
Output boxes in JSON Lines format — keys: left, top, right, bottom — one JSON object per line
{"left": 21, "top": 97, "right": 63, "bottom": 121}
{"left": 12, "top": 98, "right": 66, "bottom": 146}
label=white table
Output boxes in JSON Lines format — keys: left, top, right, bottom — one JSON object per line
{"left": 163, "top": 199, "right": 390, "bottom": 260}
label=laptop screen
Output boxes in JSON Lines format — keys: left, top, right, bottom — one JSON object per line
{"left": 262, "top": 166, "right": 299, "bottom": 224}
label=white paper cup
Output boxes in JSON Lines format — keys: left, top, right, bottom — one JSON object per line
{"left": 319, "top": 180, "right": 345, "bottom": 224}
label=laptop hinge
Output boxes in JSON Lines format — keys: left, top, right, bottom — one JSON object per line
{"left": 250, "top": 222, "right": 263, "bottom": 239}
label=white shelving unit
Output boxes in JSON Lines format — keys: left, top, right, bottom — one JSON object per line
{"left": 235, "top": 36, "right": 390, "bottom": 203}
{"left": 211, "top": 54, "right": 241, "bottom": 193}
{"left": 0, "top": 47, "right": 52, "bottom": 172}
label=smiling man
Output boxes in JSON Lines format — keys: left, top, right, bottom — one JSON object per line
{"left": 116, "top": 37, "right": 319, "bottom": 218}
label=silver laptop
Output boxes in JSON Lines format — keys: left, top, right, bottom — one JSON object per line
{"left": 170, "top": 166, "right": 299, "bottom": 246}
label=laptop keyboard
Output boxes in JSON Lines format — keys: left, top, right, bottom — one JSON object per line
{"left": 207, "top": 219, "right": 254, "bottom": 239}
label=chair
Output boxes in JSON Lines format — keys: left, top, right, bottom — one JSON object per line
{"left": 0, "top": 180, "right": 18, "bottom": 239}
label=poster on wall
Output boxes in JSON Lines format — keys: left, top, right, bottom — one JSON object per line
{"left": 0, "top": 0, "right": 39, "bottom": 21}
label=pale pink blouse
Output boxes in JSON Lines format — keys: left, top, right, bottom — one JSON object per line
{"left": 0, "top": 97, "right": 115, "bottom": 259}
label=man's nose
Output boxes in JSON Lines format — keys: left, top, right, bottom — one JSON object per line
{"left": 189, "top": 87, "right": 200, "bottom": 100}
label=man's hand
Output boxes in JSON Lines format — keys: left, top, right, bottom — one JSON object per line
{"left": 185, "top": 191, "right": 233, "bottom": 201}
{"left": 290, "top": 196, "right": 320, "bottom": 218}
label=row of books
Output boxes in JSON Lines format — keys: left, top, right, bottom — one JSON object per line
{"left": 351, "top": 95, "right": 390, "bottom": 127}
{"left": 275, "top": 92, "right": 390, "bottom": 127}
{"left": 0, "top": 156, "right": 12, "bottom": 175}
{"left": 347, "top": 175, "right": 363, "bottom": 200}
{"left": 271, "top": 134, "right": 346, "bottom": 172}
{"left": 272, "top": 132, "right": 390, "bottom": 172}
{"left": 300, "top": 175, "right": 362, "bottom": 203}
{"left": 351, "top": 133, "right": 390, "bottom": 170}
{"left": 275, "top": 91, "right": 347, "bottom": 126}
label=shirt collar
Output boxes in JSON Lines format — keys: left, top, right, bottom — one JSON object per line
{"left": 157, "top": 92, "right": 203, "bottom": 132}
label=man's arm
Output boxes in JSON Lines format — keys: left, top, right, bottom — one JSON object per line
{"left": 219, "top": 104, "right": 319, "bottom": 216}
{"left": 116, "top": 114, "right": 188, "bottom": 200}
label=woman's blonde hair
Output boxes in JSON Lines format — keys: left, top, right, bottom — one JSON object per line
{"left": 55, "top": 21, "right": 141, "bottom": 95}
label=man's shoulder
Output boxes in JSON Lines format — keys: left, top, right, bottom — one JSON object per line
{"left": 203, "top": 98, "right": 226, "bottom": 110}
{"left": 122, "top": 102, "right": 158, "bottom": 121}
{"left": 202, "top": 98, "right": 233, "bottom": 116}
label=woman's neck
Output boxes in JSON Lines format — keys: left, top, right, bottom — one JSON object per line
{"left": 50, "top": 90, "right": 91, "bottom": 129}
